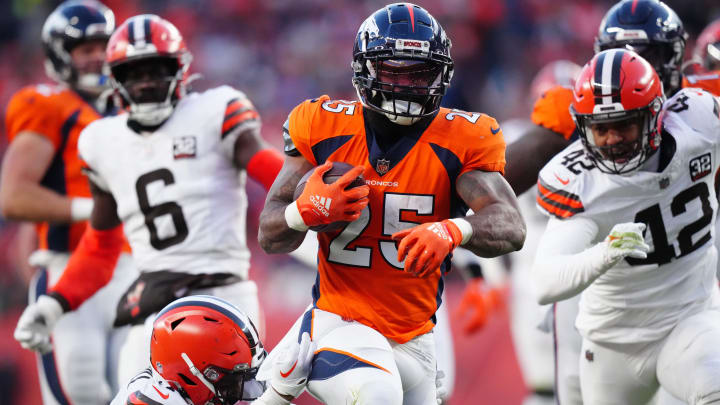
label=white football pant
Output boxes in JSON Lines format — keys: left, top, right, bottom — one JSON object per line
{"left": 29, "top": 252, "right": 136, "bottom": 405}
{"left": 580, "top": 308, "right": 720, "bottom": 405}
{"left": 116, "top": 279, "right": 261, "bottom": 386}
{"left": 432, "top": 292, "right": 455, "bottom": 401}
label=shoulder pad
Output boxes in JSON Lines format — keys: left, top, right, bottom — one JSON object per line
{"left": 536, "top": 141, "right": 588, "bottom": 219}
{"left": 437, "top": 108, "right": 500, "bottom": 134}
{"left": 530, "top": 85, "right": 576, "bottom": 140}
{"left": 285, "top": 95, "right": 360, "bottom": 163}
{"left": 683, "top": 72, "right": 720, "bottom": 97}
{"left": 433, "top": 108, "right": 508, "bottom": 174}
{"left": 202, "top": 85, "right": 260, "bottom": 140}
{"left": 5, "top": 85, "right": 74, "bottom": 145}
{"left": 661, "top": 88, "right": 720, "bottom": 139}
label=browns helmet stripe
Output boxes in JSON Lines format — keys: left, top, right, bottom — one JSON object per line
{"left": 593, "top": 49, "right": 624, "bottom": 106}
{"left": 593, "top": 51, "right": 606, "bottom": 104}
{"left": 143, "top": 17, "right": 152, "bottom": 45}
{"left": 610, "top": 50, "right": 623, "bottom": 103}
{"left": 127, "top": 20, "right": 135, "bottom": 44}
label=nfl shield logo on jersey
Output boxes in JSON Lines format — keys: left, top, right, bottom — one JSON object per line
{"left": 376, "top": 158, "right": 390, "bottom": 175}
{"left": 173, "top": 136, "right": 197, "bottom": 159}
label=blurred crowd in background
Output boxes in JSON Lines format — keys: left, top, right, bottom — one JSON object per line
{"left": 1, "top": 0, "right": 719, "bottom": 403}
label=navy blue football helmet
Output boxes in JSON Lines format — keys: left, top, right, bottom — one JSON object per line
{"left": 352, "top": 3, "right": 453, "bottom": 125}
{"left": 594, "top": 0, "right": 686, "bottom": 96}
{"left": 42, "top": 0, "right": 115, "bottom": 94}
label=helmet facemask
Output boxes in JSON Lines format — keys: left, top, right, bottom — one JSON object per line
{"left": 176, "top": 353, "right": 266, "bottom": 404}
{"left": 705, "top": 41, "right": 720, "bottom": 71}
{"left": 573, "top": 99, "right": 662, "bottom": 175}
{"left": 111, "top": 56, "right": 187, "bottom": 127}
{"left": 354, "top": 52, "right": 449, "bottom": 125}
{"left": 351, "top": 5, "right": 454, "bottom": 126}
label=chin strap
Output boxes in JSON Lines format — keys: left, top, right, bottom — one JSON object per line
{"left": 181, "top": 352, "right": 217, "bottom": 395}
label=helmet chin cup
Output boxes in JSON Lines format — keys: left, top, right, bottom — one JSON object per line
{"left": 129, "top": 102, "right": 174, "bottom": 127}
{"left": 114, "top": 74, "right": 179, "bottom": 128}
{"left": 75, "top": 73, "right": 109, "bottom": 96}
{"left": 381, "top": 99, "right": 423, "bottom": 125}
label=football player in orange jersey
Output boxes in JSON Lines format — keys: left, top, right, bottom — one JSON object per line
{"left": 500, "top": 1, "right": 688, "bottom": 404}
{"left": 258, "top": 3, "right": 525, "bottom": 404}
{"left": 1, "top": 2, "right": 138, "bottom": 404}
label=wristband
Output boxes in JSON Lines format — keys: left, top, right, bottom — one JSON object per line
{"left": 448, "top": 218, "right": 473, "bottom": 245}
{"left": 284, "top": 201, "right": 309, "bottom": 232}
{"left": 70, "top": 198, "right": 93, "bottom": 221}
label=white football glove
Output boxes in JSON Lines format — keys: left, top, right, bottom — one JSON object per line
{"left": 14, "top": 295, "right": 64, "bottom": 354}
{"left": 601, "top": 222, "right": 651, "bottom": 266}
{"left": 270, "top": 332, "right": 315, "bottom": 399}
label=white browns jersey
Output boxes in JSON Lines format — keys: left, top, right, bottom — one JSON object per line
{"left": 537, "top": 88, "right": 720, "bottom": 344}
{"left": 111, "top": 368, "right": 188, "bottom": 405}
{"left": 79, "top": 86, "right": 259, "bottom": 277}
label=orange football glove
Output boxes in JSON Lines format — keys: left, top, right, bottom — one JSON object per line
{"left": 291, "top": 161, "right": 369, "bottom": 229}
{"left": 391, "top": 220, "right": 463, "bottom": 278}
{"left": 453, "top": 278, "right": 504, "bottom": 335}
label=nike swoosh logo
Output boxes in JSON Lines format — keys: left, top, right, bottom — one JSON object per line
{"left": 153, "top": 386, "right": 169, "bottom": 400}
{"left": 554, "top": 173, "right": 569, "bottom": 185}
{"left": 490, "top": 126, "right": 501, "bottom": 135}
{"left": 153, "top": 385, "right": 170, "bottom": 399}
{"left": 280, "top": 360, "right": 298, "bottom": 378}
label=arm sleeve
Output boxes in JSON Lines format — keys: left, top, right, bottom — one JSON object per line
{"left": 530, "top": 86, "right": 577, "bottom": 141}
{"left": 460, "top": 115, "right": 507, "bottom": 176}
{"left": 532, "top": 215, "right": 612, "bottom": 305}
{"left": 246, "top": 148, "right": 284, "bottom": 190}
{"left": 5, "top": 87, "right": 63, "bottom": 148}
{"left": 49, "top": 224, "right": 124, "bottom": 310}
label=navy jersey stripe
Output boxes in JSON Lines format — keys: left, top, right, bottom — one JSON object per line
{"left": 41, "top": 109, "right": 80, "bottom": 252}
{"left": 309, "top": 350, "right": 386, "bottom": 381}
{"left": 431, "top": 276, "right": 444, "bottom": 325}
{"left": 310, "top": 135, "right": 353, "bottom": 164}
{"left": 298, "top": 308, "right": 314, "bottom": 343}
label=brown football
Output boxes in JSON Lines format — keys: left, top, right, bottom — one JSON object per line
{"left": 293, "top": 161, "right": 366, "bottom": 232}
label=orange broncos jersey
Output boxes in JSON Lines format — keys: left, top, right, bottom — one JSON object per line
{"left": 5, "top": 84, "right": 104, "bottom": 252}
{"left": 683, "top": 71, "right": 720, "bottom": 96}
{"left": 530, "top": 85, "right": 577, "bottom": 141}
{"left": 286, "top": 95, "right": 506, "bottom": 343}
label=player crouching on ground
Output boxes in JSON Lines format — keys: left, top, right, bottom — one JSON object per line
{"left": 113, "top": 295, "right": 314, "bottom": 405}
